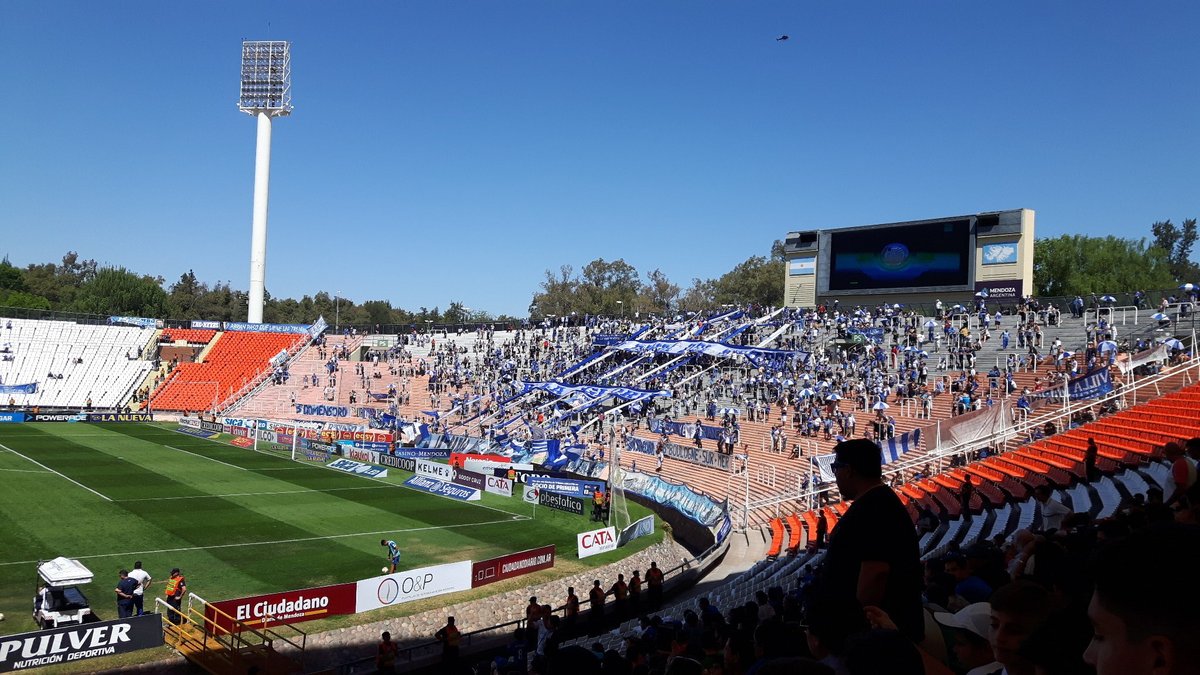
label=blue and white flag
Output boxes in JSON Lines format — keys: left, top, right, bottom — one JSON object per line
{"left": 882, "top": 428, "right": 921, "bottom": 464}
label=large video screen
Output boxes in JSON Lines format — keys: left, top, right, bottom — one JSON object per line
{"left": 827, "top": 219, "right": 972, "bottom": 291}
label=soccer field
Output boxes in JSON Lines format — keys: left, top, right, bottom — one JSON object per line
{"left": 0, "top": 423, "right": 658, "bottom": 637}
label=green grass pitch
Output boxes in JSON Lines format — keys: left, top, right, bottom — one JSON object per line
{"left": 0, "top": 423, "right": 660, "bottom": 639}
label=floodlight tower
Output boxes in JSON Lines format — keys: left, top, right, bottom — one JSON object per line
{"left": 238, "top": 40, "right": 292, "bottom": 323}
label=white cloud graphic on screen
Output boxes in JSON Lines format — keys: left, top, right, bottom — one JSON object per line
{"left": 984, "top": 245, "right": 1016, "bottom": 263}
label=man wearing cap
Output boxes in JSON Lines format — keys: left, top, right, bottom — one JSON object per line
{"left": 163, "top": 567, "right": 187, "bottom": 624}
{"left": 935, "top": 602, "right": 1000, "bottom": 675}
{"left": 822, "top": 438, "right": 924, "bottom": 642}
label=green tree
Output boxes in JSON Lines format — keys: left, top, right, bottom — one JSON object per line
{"left": 640, "top": 268, "right": 680, "bottom": 315}
{"left": 1151, "top": 218, "right": 1200, "bottom": 282}
{"left": 71, "top": 267, "right": 169, "bottom": 317}
{"left": 0, "top": 258, "right": 29, "bottom": 292}
{"left": 1033, "top": 234, "right": 1175, "bottom": 297}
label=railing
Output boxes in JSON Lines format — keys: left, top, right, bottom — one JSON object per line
{"left": 158, "top": 591, "right": 307, "bottom": 670}
{"left": 1085, "top": 305, "right": 1139, "bottom": 325}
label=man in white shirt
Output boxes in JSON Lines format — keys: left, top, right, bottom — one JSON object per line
{"left": 127, "top": 560, "right": 152, "bottom": 616}
{"left": 1034, "top": 486, "right": 1072, "bottom": 532}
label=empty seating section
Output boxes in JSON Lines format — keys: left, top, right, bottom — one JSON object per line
{"left": 150, "top": 331, "right": 303, "bottom": 412}
{"left": 0, "top": 318, "right": 155, "bottom": 408}
{"left": 160, "top": 329, "right": 216, "bottom": 344}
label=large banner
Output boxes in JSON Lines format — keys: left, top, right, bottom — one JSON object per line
{"left": 191, "top": 319, "right": 221, "bottom": 329}
{"left": 223, "top": 322, "right": 309, "bottom": 334}
{"left": 471, "top": 545, "right": 556, "bottom": 588}
{"left": 0, "top": 413, "right": 25, "bottom": 424}
{"left": 617, "top": 515, "right": 655, "bottom": 547}
{"left": 1118, "top": 344, "right": 1168, "bottom": 375}
{"left": 207, "top": 582, "right": 358, "bottom": 631}
{"left": 935, "top": 404, "right": 1010, "bottom": 452}
{"left": 625, "top": 435, "right": 732, "bottom": 471}
{"left": 355, "top": 561, "right": 473, "bottom": 613}
{"left": 647, "top": 418, "right": 723, "bottom": 441}
{"left": 395, "top": 448, "right": 451, "bottom": 460}
{"left": 108, "top": 315, "right": 159, "bottom": 329}
{"left": 0, "top": 383, "right": 37, "bottom": 396}
{"left": 1031, "top": 368, "right": 1115, "bottom": 402}
{"left": 294, "top": 404, "right": 349, "bottom": 418}
{"left": 619, "top": 471, "right": 724, "bottom": 527}
{"left": 577, "top": 526, "right": 617, "bottom": 559}
{"left": 0, "top": 614, "right": 163, "bottom": 672}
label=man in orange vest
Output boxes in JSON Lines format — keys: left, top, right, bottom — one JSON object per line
{"left": 163, "top": 568, "right": 187, "bottom": 625}
{"left": 434, "top": 616, "right": 461, "bottom": 666}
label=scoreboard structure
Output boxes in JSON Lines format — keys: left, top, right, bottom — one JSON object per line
{"left": 782, "top": 208, "right": 1035, "bottom": 309}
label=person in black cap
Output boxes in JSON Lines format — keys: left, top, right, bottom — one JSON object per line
{"left": 821, "top": 438, "right": 924, "bottom": 643}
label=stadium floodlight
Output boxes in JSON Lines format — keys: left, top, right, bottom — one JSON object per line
{"left": 239, "top": 40, "right": 292, "bottom": 324}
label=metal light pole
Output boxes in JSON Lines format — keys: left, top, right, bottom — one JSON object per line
{"left": 239, "top": 40, "right": 292, "bottom": 324}
{"left": 335, "top": 291, "right": 341, "bottom": 331}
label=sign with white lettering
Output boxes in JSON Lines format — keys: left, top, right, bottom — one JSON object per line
{"left": 0, "top": 614, "right": 163, "bottom": 672}
{"left": 576, "top": 526, "right": 618, "bottom": 559}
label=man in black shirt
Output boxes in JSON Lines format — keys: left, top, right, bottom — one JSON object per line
{"left": 822, "top": 438, "right": 924, "bottom": 643}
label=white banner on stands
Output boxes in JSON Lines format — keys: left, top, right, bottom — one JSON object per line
{"left": 354, "top": 561, "right": 472, "bottom": 613}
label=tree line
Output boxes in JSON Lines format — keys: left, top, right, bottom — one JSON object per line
{"left": 0, "top": 219, "right": 1194, "bottom": 325}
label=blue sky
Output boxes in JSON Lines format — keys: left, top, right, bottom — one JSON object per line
{"left": 1, "top": 2, "right": 1196, "bottom": 317}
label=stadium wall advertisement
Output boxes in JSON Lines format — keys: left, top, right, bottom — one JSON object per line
{"left": 199, "top": 420, "right": 224, "bottom": 434}
{"left": 207, "top": 582, "right": 358, "bottom": 631}
{"left": 190, "top": 319, "right": 221, "bottom": 329}
{"left": 0, "top": 413, "right": 25, "bottom": 423}
{"left": 328, "top": 458, "right": 388, "bottom": 478}
{"left": 538, "top": 490, "right": 585, "bottom": 516}
{"left": 26, "top": 414, "right": 86, "bottom": 422}
{"left": 451, "top": 467, "right": 486, "bottom": 491}
{"left": 293, "top": 404, "right": 349, "bottom": 417}
{"left": 402, "top": 475, "right": 482, "bottom": 501}
{"left": 974, "top": 280, "right": 1024, "bottom": 300}
{"left": 527, "top": 476, "right": 606, "bottom": 499}
{"left": 0, "top": 614, "right": 164, "bottom": 673}
{"left": 355, "top": 561, "right": 473, "bottom": 612}
{"left": 415, "top": 458, "right": 455, "bottom": 482}
{"left": 485, "top": 475, "right": 514, "bottom": 497}
{"left": 394, "top": 448, "right": 451, "bottom": 460}
{"left": 176, "top": 427, "right": 218, "bottom": 440}
{"left": 449, "top": 452, "right": 510, "bottom": 469}
{"left": 378, "top": 454, "right": 416, "bottom": 472}
{"left": 471, "top": 545, "right": 556, "bottom": 588}
{"left": 85, "top": 413, "right": 153, "bottom": 423}
{"left": 344, "top": 447, "right": 380, "bottom": 464}
{"left": 223, "top": 321, "right": 310, "bottom": 334}
{"left": 577, "top": 526, "right": 618, "bottom": 558}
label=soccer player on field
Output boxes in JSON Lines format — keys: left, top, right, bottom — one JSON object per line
{"left": 381, "top": 539, "right": 400, "bottom": 573}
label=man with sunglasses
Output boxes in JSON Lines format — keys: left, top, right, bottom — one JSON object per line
{"left": 822, "top": 438, "right": 924, "bottom": 643}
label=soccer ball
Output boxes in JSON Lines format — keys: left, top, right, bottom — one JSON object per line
{"left": 381, "top": 567, "right": 389, "bottom": 574}
{"left": 0, "top": 612, "right": 5, "bottom": 621}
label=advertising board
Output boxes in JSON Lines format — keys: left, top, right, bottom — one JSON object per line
{"left": 355, "top": 561, "right": 473, "bottom": 613}
{"left": 378, "top": 454, "right": 416, "bottom": 472}
{"left": 484, "top": 475, "right": 513, "bottom": 498}
{"left": 206, "top": 583, "right": 357, "bottom": 631}
{"left": 402, "top": 475, "right": 481, "bottom": 501}
{"left": 0, "top": 614, "right": 163, "bottom": 673}
{"left": 344, "top": 447, "right": 380, "bottom": 464}
{"left": 471, "top": 545, "right": 555, "bottom": 588}
{"left": 0, "top": 413, "right": 26, "bottom": 423}
{"left": 86, "top": 413, "right": 153, "bottom": 422}
{"left": 451, "top": 467, "right": 486, "bottom": 491}
{"left": 328, "top": 458, "right": 388, "bottom": 478}
{"left": 527, "top": 476, "right": 605, "bottom": 500}
{"left": 538, "top": 490, "right": 584, "bottom": 516}
{"left": 415, "top": 459, "right": 455, "bottom": 482}
{"left": 576, "top": 526, "right": 618, "bottom": 559}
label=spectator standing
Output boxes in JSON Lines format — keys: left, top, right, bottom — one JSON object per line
{"left": 434, "top": 616, "right": 461, "bottom": 667}
{"left": 933, "top": 602, "right": 1000, "bottom": 675}
{"left": 127, "top": 560, "right": 152, "bottom": 616}
{"left": 376, "top": 631, "right": 398, "bottom": 674}
{"left": 628, "top": 570, "right": 642, "bottom": 614}
{"left": 1085, "top": 438, "right": 1100, "bottom": 482}
{"left": 823, "top": 438, "right": 924, "bottom": 642}
{"left": 561, "top": 587, "right": 580, "bottom": 628}
{"left": 588, "top": 580, "right": 606, "bottom": 633}
{"left": 608, "top": 574, "right": 629, "bottom": 617}
{"left": 114, "top": 570, "right": 138, "bottom": 618}
{"left": 645, "top": 562, "right": 664, "bottom": 609}
{"left": 163, "top": 567, "right": 187, "bottom": 624}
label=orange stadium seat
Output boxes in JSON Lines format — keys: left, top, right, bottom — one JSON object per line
{"left": 150, "top": 331, "right": 302, "bottom": 412}
{"left": 160, "top": 329, "right": 217, "bottom": 344}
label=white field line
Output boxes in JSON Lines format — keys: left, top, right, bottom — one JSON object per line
{"left": 0, "top": 516, "right": 530, "bottom": 567}
{"left": 114, "top": 485, "right": 393, "bottom": 502}
{"left": 164, "top": 445, "right": 248, "bottom": 471}
{"left": 0, "top": 467, "right": 51, "bottom": 473}
{"left": 0, "top": 442, "right": 113, "bottom": 502}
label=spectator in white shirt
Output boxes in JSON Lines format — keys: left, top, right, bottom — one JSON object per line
{"left": 1034, "top": 486, "right": 1072, "bottom": 532}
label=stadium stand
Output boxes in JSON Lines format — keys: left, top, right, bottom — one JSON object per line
{"left": 149, "top": 330, "right": 306, "bottom": 412}
{"left": 0, "top": 318, "right": 155, "bottom": 408}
